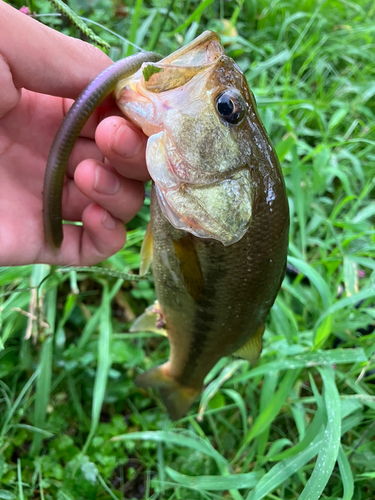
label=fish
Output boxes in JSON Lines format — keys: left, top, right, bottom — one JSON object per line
{"left": 114, "top": 31, "right": 289, "bottom": 420}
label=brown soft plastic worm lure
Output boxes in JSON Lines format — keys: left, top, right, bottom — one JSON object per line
{"left": 43, "top": 51, "right": 161, "bottom": 249}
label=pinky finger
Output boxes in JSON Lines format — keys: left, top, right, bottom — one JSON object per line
{"left": 79, "top": 204, "right": 126, "bottom": 264}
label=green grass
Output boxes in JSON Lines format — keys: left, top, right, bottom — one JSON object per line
{"left": 1, "top": 0, "right": 375, "bottom": 498}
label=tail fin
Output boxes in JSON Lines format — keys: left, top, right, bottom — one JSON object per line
{"left": 135, "top": 364, "right": 201, "bottom": 420}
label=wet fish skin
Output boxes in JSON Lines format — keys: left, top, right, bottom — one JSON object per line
{"left": 117, "top": 31, "right": 289, "bottom": 419}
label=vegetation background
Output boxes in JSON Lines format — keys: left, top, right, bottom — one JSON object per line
{"left": 1, "top": 0, "right": 375, "bottom": 498}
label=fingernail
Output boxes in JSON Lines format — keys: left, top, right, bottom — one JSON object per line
{"left": 112, "top": 124, "right": 143, "bottom": 157}
{"left": 94, "top": 166, "right": 119, "bottom": 195}
{"left": 101, "top": 210, "right": 116, "bottom": 230}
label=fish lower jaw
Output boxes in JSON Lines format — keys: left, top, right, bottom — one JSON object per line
{"left": 154, "top": 184, "right": 222, "bottom": 242}
{"left": 154, "top": 172, "right": 252, "bottom": 246}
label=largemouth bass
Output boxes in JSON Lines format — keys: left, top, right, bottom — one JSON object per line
{"left": 116, "top": 32, "right": 289, "bottom": 419}
{"left": 43, "top": 31, "right": 289, "bottom": 420}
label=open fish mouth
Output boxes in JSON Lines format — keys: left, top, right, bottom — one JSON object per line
{"left": 115, "top": 32, "right": 254, "bottom": 246}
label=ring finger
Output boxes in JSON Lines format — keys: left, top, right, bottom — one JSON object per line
{"left": 72, "top": 159, "right": 145, "bottom": 223}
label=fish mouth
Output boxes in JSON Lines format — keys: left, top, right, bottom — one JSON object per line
{"left": 114, "top": 32, "right": 252, "bottom": 245}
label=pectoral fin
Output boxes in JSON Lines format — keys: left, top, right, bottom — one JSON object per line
{"left": 234, "top": 325, "right": 265, "bottom": 364}
{"left": 136, "top": 363, "right": 201, "bottom": 420}
{"left": 140, "top": 222, "right": 153, "bottom": 276}
{"left": 172, "top": 236, "right": 204, "bottom": 302}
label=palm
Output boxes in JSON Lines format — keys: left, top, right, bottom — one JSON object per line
{"left": 0, "top": 88, "right": 146, "bottom": 266}
{"left": 0, "top": 90, "right": 63, "bottom": 263}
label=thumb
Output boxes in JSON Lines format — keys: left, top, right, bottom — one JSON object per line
{"left": 0, "top": 1, "right": 112, "bottom": 99}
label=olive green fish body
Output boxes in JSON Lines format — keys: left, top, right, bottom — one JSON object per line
{"left": 142, "top": 131, "right": 288, "bottom": 418}
{"left": 115, "top": 32, "right": 290, "bottom": 419}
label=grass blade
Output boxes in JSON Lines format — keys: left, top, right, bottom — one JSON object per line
{"left": 287, "top": 256, "right": 332, "bottom": 309}
{"left": 268, "top": 409, "right": 325, "bottom": 461}
{"left": 29, "top": 338, "right": 53, "bottom": 456}
{"left": 232, "top": 348, "right": 367, "bottom": 384}
{"left": 127, "top": 0, "right": 143, "bottom": 55}
{"left": 112, "top": 430, "right": 229, "bottom": 469}
{"left": 236, "top": 370, "right": 300, "bottom": 459}
{"left": 30, "top": 279, "right": 56, "bottom": 456}
{"left": 246, "top": 431, "right": 324, "bottom": 500}
{"left": 338, "top": 445, "right": 354, "bottom": 500}
{"left": 314, "top": 287, "right": 375, "bottom": 347}
{"left": 168, "top": 0, "right": 215, "bottom": 35}
{"left": 17, "top": 459, "right": 24, "bottom": 500}
{"left": 83, "top": 282, "right": 112, "bottom": 453}
{"left": 198, "top": 359, "right": 246, "bottom": 420}
{"left": 0, "top": 371, "right": 39, "bottom": 436}
{"left": 299, "top": 366, "right": 341, "bottom": 500}
{"left": 165, "top": 467, "right": 264, "bottom": 491}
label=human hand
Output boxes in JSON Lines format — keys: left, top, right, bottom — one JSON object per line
{"left": 0, "top": 1, "right": 150, "bottom": 266}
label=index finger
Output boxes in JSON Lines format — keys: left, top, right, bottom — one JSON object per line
{"left": 0, "top": 1, "right": 112, "bottom": 98}
{"left": 64, "top": 94, "right": 124, "bottom": 140}
{"left": 0, "top": 2, "right": 114, "bottom": 119}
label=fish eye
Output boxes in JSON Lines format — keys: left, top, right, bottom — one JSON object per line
{"left": 215, "top": 90, "right": 246, "bottom": 125}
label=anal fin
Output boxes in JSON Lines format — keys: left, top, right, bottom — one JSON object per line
{"left": 234, "top": 324, "right": 265, "bottom": 364}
